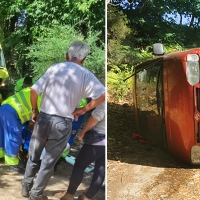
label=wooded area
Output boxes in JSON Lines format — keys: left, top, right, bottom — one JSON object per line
{"left": 108, "top": 0, "right": 200, "bottom": 100}
{"left": 0, "top": 0, "right": 105, "bottom": 84}
{"left": 108, "top": 0, "right": 200, "bottom": 68}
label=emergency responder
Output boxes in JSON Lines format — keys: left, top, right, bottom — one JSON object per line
{"left": 14, "top": 76, "right": 35, "bottom": 93}
{"left": 0, "top": 87, "right": 41, "bottom": 174}
{"left": 14, "top": 76, "right": 36, "bottom": 166}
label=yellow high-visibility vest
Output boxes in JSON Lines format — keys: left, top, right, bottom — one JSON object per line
{"left": 77, "top": 98, "right": 87, "bottom": 108}
{"left": 2, "top": 87, "right": 41, "bottom": 124}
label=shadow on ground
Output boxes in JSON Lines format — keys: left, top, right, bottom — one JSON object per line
{"left": 0, "top": 138, "right": 105, "bottom": 200}
{"left": 107, "top": 101, "right": 200, "bottom": 169}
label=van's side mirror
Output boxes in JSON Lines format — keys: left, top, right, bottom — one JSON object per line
{"left": 153, "top": 43, "right": 165, "bottom": 56}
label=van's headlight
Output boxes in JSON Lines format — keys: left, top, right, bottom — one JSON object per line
{"left": 186, "top": 54, "right": 199, "bottom": 86}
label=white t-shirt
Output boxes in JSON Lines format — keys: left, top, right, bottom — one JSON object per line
{"left": 32, "top": 61, "right": 105, "bottom": 119}
{"left": 92, "top": 102, "right": 106, "bottom": 146}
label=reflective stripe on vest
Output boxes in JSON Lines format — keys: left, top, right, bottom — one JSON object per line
{"left": 13, "top": 92, "right": 32, "bottom": 123}
{"left": 5, "top": 154, "right": 19, "bottom": 165}
{"left": 0, "top": 148, "right": 5, "bottom": 158}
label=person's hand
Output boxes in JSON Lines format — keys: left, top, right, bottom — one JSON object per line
{"left": 78, "top": 132, "right": 85, "bottom": 141}
{"left": 28, "top": 120, "right": 35, "bottom": 131}
{"left": 72, "top": 108, "right": 85, "bottom": 121}
{"left": 31, "top": 110, "right": 39, "bottom": 123}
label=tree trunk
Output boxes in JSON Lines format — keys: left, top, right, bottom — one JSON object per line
{"left": 179, "top": 14, "right": 182, "bottom": 25}
{"left": 9, "top": 13, "right": 18, "bottom": 32}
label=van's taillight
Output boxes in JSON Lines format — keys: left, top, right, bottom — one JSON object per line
{"left": 186, "top": 54, "right": 199, "bottom": 86}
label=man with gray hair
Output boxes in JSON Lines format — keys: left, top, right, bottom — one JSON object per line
{"left": 21, "top": 41, "right": 105, "bottom": 200}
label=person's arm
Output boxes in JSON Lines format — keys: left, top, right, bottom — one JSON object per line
{"left": 72, "top": 92, "right": 105, "bottom": 121}
{"left": 30, "top": 88, "right": 39, "bottom": 122}
{"left": 0, "top": 95, "right": 3, "bottom": 104}
{"left": 78, "top": 114, "right": 98, "bottom": 141}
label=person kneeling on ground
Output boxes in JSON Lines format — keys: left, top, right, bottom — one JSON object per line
{"left": 0, "top": 87, "right": 41, "bottom": 174}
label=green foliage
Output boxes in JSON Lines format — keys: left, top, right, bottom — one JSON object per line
{"left": 110, "top": 0, "right": 200, "bottom": 48}
{"left": 2, "top": 29, "right": 30, "bottom": 81}
{"left": 108, "top": 43, "right": 154, "bottom": 70}
{"left": 108, "top": 0, "right": 200, "bottom": 101}
{"left": 107, "top": 5, "right": 130, "bottom": 41}
{"left": 28, "top": 25, "right": 105, "bottom": 83}
{"left": 108, "top": 64, "right": 133, "bottom": 100}
{"left": 0, "top": 0, "right": 105, "bottom": 82}
{"left": 24, "top": 0, "right": 105, "bottom": 41}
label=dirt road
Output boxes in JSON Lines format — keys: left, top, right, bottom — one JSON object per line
{"left": 0, "top": 139, "right": 105, "bottom": 200}
{"left": 107, "top": 94, "right": 200, "bottom": 200}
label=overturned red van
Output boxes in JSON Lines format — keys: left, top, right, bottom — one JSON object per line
{"left": 132, "top": 43, "right": 200, "bottom": 164}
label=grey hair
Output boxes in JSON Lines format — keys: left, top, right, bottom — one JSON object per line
{"left": 67, "top": 41, "right": 90, "bottom": 60}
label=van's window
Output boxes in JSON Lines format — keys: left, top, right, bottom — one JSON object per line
{"left": 135, "top": 60, "right": 165, "bottom": 146}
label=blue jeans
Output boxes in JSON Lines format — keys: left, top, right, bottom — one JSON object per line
{"left": 22, "top": 112, "right": 72, "bottom": 199}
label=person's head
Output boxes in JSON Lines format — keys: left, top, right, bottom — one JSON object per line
{"left": 66, "top": 41, "right": 90, "bottom": 64}
{"left": 23, "top": 76, "right": 33, "bottom": 88}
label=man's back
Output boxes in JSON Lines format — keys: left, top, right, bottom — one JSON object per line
{"left": 32, "top": 61, "right": 104, "bottom": 119}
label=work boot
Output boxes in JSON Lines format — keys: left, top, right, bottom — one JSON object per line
{"left": 78, "top": 194, "right": 91, "bottom": 200}
{"left": 9, "top": 165, "right": 25, "bottom": 174}
{"left": 60, "top": 192, "right": 74, "bottom": 200}
{"left": 29, "top": 194, "right": 48, "bottom": 200}
{"left": 21, "top": 183, "right": 30, "bottom": 197}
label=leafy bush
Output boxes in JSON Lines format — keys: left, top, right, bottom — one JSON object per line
{"left": 28, "top": 24, "right": 105, "bottom": 84}
{"left": 108, "top": 64, "right": 133, "bottom": 100}
{"left": 107, "top": 44, "right": 187, "bottom": 101}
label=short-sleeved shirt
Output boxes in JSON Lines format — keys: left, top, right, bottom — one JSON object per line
{"left": 92, "top": 102, "right": 105, "bottom": 135}
{"left": 32, "top": 61, "right": 105, "bottom": 119}
{"left": 92, "top": 102, "right": 105, "bottom": 146}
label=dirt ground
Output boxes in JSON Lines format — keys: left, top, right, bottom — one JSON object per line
{"left": 0, "top": 138, "right": 105, "bottom": 200}
{"left": 107, "top": 90, "right": 200, "bottom": 200}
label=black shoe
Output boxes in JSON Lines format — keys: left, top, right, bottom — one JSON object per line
{"left": 101, "top": 183, "right": 105, "bottom": 191}
{"left": 78, "top": 195, "right": 84, "bottom": 200}
{"left": 21, "top": 183, "right": 30, "bottom": 197}
{"left": 29, "top": 195, "right": 48, "bottom": 200}
{"left": 9, "top": 165, "right": 25, "bottom": 174}
{"left": 78, "top": 194, "right": 90, "bottom": 200}
{"left": 0, "top": 157, "right": 4, "bottom": 163}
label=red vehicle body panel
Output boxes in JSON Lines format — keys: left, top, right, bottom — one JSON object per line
{"left": 132, "top": 48, "right": 200, "bottom": 164}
